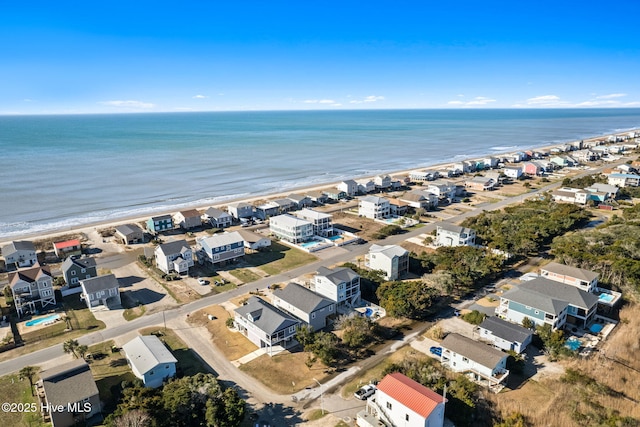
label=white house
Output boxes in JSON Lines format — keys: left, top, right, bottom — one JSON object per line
{"left": 358, "top": 372, "right": 445, "bottom": 427}
{"left": 173, "top": 209, "right": 202, "bottom": 230}
{"left": 440, "top": 333, "right": 509, "bottom": 391}
{"left": 312, "top": 266, "right": 361, "bottom": 308}
{"left": 79, "top": 274, "right": 121, "bottom": 310}
{"left": 337, "top": 179, "right": 358, "bottom": 197}
{"left": 227, "top": 202, "right": 254, "bottom": 219}
{"left": 426, "top": 182, "right": 456, "bottom": 201}
{"left": 269, "top": 214, "right": 314, "bottom": 243}
{"left": 154, "top": 240, "right": 194, "bottom": 275}
{"left": 539, "top": 262, "right": 599, "bottom": 293}
{"left": 551, "top": 188, "right": 589, "bottom": 205}
{"left": 123, "top": 335, "right": 177, "bottom": 388}
{"left": 2, "top": 240, "right": 37, "bottom": 269}
{"left": 435, "top": 223, "right": 476, "bottom": 247}
{"left": 295, "top": 209, "right": 333, "bottom": 236}
{"left": 374, "top": 175, "right": 392, "bottom": 190}
{"left": 272, "top": 283, "right": 335, "bottom": 330}
{"left": 607, "top": 173, "right": 640, "bottom": 188}
{"left": 358, "top": 196, "right": 391, "bottom": 219}
{"left": 236, "top": 229, "right": 272, "bottom": 251}
{"left": 503, "top": 166, "right": 523, "bottom": 179}
{"left": 477, "top": 316, "right": 533, "bottom": 354}
{"left": 365, "top": 244, "right": 409, "bottom": 280}
{"left": 357, "top": 179, "right": 376, "bottom": 194}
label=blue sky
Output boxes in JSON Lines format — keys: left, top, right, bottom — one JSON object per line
{"left": 2, "top": 0, "right": 639, "bottom": 114}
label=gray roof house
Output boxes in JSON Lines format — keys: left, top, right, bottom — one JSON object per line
{"left": 61, "top": 256, "right": 97, "bottom": 287}
{"left": 174, "top": 209, "right": 202, "bottom": 230}
{"left": 9, "top": 265, "right": 55, "bottom": 318}
{"left": 312, "top": 266, "right": 361, "bottom": 307}
{"left": 539, "top": 262, "right": 599, "bottom": 293}
{"left": 272, "top": 283, "right": 335, "bottom": 330}
{"left": 2, "top": 240, "right": 37, "bottom": 269}
{"left": 234, "top": 296, "right": 300, "bottom": 356}
{"left": 123, "top": 335, "right": 177, "bottom": 388}
{"left": 79, "top": 274, "right": 121, "bottom": 311}
{"left": 287, "top": 193, "right": 313, "bottom": 209}
{"left": 203, "top": 207, "right": 233, "bottom": 228}
{"left": 115, "top": 223, "right": 144, "bottom": 244}
{"left": 497, "top": 278, "right": 599, "bottom": 330}
{"left": 154, "top": 239, "right": 194, "bottom": 275}
{"left": 435, "top": 222, "right": 476, "bottom": 247}
{"left": 478, "top": 316, "right": 533, "bottom": 354}
{"left": 227, "top": 202, "right": 254, "bottom": 219}
{"left": 39, "top": 359, "right": 102, "bottom": 427}
{"left": 440, "top": 333, "right": 509, "bottom": 391}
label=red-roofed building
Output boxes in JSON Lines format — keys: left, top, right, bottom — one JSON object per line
{"left": 357, "top": 372, "right": 445, "bottom": 427}
{"left": 53, "top": 239, "right": 82, "bottom": 259}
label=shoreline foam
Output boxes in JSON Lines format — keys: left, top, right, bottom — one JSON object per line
{"left": 1, "top": 128, "right": 637, "bottom": 244}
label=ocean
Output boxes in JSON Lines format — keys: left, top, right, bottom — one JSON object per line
{"left": 1, "top": 108, "right": 640, "bottom": 238}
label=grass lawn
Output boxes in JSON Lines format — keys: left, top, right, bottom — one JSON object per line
{"left": 239, "top": 351, "right": 330, "bottom": 394}
{"left": 305, "top": 409, "right": 328, "bottom": 421}
{"left": 245, "top": 242, "right": 317, "bottom": 275}
{"left": 188, "top": 306, "right": 257, "bottom": 361}
{"left": 0, "top": 373, "right": 47, "bottom": 427}
{"left": 138, "top": 327, "right": 209, "bottom": 376}
{"left": 209, "top": 282, "right": 238, "bottom": 295}
{"left": 86, "top": 341, "right": 136, "bottom": 412}
{"left": 0, "top": 296, "right": 105, "bottom": 363}
{"left": 122, "top": 305, "right": 146, "bottom": 321}
{"left": 228, "top": 268, "right": 262, "bottom": 284}
{"left": 340, "top": 345, "right": 416, "bottom": 398}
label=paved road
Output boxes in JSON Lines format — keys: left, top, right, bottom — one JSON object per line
{"left": 0, "top": 159, "right": 625, "bottom": 422}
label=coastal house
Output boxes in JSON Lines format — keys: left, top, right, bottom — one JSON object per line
{"left": 324, "top": 187, "right": 348, "bottom": 201}
{"left": 440, "top": 333, "right": 509, "bottom": 391}
{"left": 477, "top": 316, "right": 533, "bottom": 354}
{"left": 269, "top": 214, "right": 314, "bottom": 243}
{"left": 502, "top": 166, "right": 523, "bottom": 180}
{"left": 357, "top": 179, "right": 376, "bottom": 194}
{"left": 203, "top": 207, "right": 233, "bottom": 228}
{"left": 464, "top": 176, "right": 496, "bottom": 192}
{"left": 146, "top": 214, "right": 174, "bottom": 234}
{"left": 409, "top": 170, "right": 436, "bottom": 182}
{"left": 399, "top": 192, "right": 430, "bottom": 210}
{"left": 234, "top": 296, "right": 300, "bottom": 356}
{"left": 236, "top": 229, "right": 272, "bottom": 251}
{"left": 306, "top": 190, "right": 328, "bottom": 204}
{"left": 435, "top": 223, "right": 476, "bottom": 247}
{"left": 551, "top": 187, "right": 589, "bottom": 205}
{"left": 337, "top": 180, "right": 358, "bottom": 197}
{"left": 607, "top": 173, "right": 640, "bottom": 188}
{"left": 365, "top": 244, "right": 409, "bottom": 281}
{"left": 154, "top": 240, "right": 194, "bottom": 275}
{"left": 273, "top": 198, "right": 296, "bottom": 213}
{"left": 295, "top": 208, "right": 333, "bottom": 236}
{"left": 115, "top": 223, "right": 144, "bottom": 245}
{"left": 53, "top": 239, "right": 82, "bottom": 259}
{"left": 173, "top": 209, "right": 202, "bottom": 230}
{"left": 539, "top": 262, "right": 599, "bottom": 293}
{"left": 522, "top": 162, "right": 544, "bottom": 176}
{"left": 388, "top": 198, "right": 409, "bottom": 216}
{"left": 61, "top": 256, "right": 97, "bottom": 287}
{"left": 496, "top": 278, "right": 599, "bottom": 330}
{"left": 38, "top": 360, "right": 102, "bottom": 427}
{"left": 227, "top": 202, "right": 254, "bottom": 220}
{"left": 426, "top": 182, "right": 456, "bottom": 201}
{"left": 484, "top": 171, "right": 503, "bottom": 184}
{"left": 357, "top": 372, "right": 446, "bottom": 427}
{"left": 1, "top": 240, "right": 37, "bottom": 269}
{"left": 79, "top": 274, "right": 121, "bottom": 310}
{"left": 286, "top": 193, "right": 312, "bottom": 209}
{"left": 374, "top": 175, "right": 392, "bottom": 190}
{"left": 484, "top": 157, "right": 499, "bottom": 169}
{"left": 197, "top": 232, "right": 245, "bottom": 265}
{"left": 9, "top": 265, "right": 55, "bottom": 318}
{"left": 123, "top": 335, "right": 177, "bottom": 388}
{"left": 575, "top": 149, "right": 599, "bottom": 163}
{"left": 254, "top": 202, "right": 280, "bottom": 220}
{"left": 358, "top": 195, "right": 391, "bottom": 219}
{"left": 272, "top": 283, "right": 335, "bottom": 330}
{"left": 585, "top": 183, "right": 618, "bottom": 200}
{"left": 312, "top": 266, "right": 361, "bottom": 308}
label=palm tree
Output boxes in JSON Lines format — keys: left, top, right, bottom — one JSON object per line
{"left": 63, "top": 339, "right": 80, "bottom": 358}
{"left": 77, "top": 344, "right": 89, "bottom": 360}
{"left": 19, "top": 366, "right": 40, "bottom": 396}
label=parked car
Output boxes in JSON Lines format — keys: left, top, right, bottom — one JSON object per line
{"left": 429, "top": 346, "right": 442, "bottom": 357}
{"left": 354, "top": 384, "right": 376, "bottom": 400}
{"left": 197, "top": 278, "right": 208, "bottom": 285}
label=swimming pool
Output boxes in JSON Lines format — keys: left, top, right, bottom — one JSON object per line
{"left": 590, "top": 323, "right": 604, "bottom": 334}
{"left": 598, "top": 293, "right": 615, "bottom": 303}
{"left": 565, "top": 337, "right": 581, "bottom": 351}
{"left": 327, "top": 235, "right": 342, "bottom": 241}
{"left": 364, "top": 308, "right": 373, "bottom": 317}
{"left": 25, "top": 314, "right": 60, "bottom": 327}
{"left": 300, "top": 240, "right": 322, "bottom": 248}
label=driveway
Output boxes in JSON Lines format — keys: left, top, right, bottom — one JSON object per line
{"left": 112, "top": 263, "right": 178, "bottom": 313}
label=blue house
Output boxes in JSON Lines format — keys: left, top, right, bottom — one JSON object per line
{"left": 123, "top": 335, "right": 177, "bottom": 388}
{"left": 147, "top": 214, "right": 174, "bottom": 234}
{"left": 196, "top": 231, "right": 245, "bottom": 264}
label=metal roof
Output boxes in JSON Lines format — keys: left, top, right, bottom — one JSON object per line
{"left": 479, "top": 316, "right": 533, "bottom": 344}
{"left": 441, "top": 333, "right": 507, "bottom": 369}
{"left": 315, "top": 266, "right": 360, "bottom": 285}
{"left": 377, "top": 372, "right": 444, "bottom": 419}
{"left": 123, "top": 335, "right": 177, "bottom": 376}
{"left": 540, "top": 262, "right": 599, "bottom": 282}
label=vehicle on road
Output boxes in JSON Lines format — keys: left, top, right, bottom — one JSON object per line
{"left": 430, "top": 346, "right": 442, "bottom": 357}
{"left": 354, "top": 384, "right": 376, "bottom": 400}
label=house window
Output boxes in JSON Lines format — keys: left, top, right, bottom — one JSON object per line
{"left": 289, "top": 326, "right": 295, "bottom": 333}
{"left": 311, "top": 312, "right": 316, "bottom": 319}
{"left": 149, "top": 370, "right": 154, "bottom": 375}
{"left": 406, "top": 414, "right": 410, "bottom": 422}
{"left": 534, "top": 310, "right": 539, "bottom": 315}
{"left": 81, "top": 268, "right": 86, "bottom": 273}
{"left": 386, "top": 402, "right": 392, "bottom": 410}
{"left": 329, "top": 305, "right": 333, "bottom": 312}
{"left": 71, "top": 270, "right": 76, "bottom": 276}
{"left": 462, "top": 357, "right": 469, "bottom": 363}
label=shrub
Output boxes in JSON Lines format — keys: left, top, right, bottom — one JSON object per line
{"left": 461, "top": 310, "right": 485, "bottom": 325}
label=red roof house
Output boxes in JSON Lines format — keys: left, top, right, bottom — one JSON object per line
{"left": 53, "top": 239, "right": 82, "bottom": 259}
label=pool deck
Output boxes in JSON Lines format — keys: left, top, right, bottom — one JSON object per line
{"left": 16, "top": 313, "right": 65, "bottom": 336}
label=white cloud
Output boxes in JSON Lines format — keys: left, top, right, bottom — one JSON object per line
{"left": 526, "top": 95, "right": 561, "bottom": 105}
{"left": 319, "top": 99, "right": 335, "bottom": 104}
{"left": 331, "top": 103, "right": 342, "bottom": 107}
{"left": 303, "top": 100, "right": 318, "bottom": 104}
{"left": 596, "top": 93, "right": 626, "bottom": 99}
{"left": 447, "top": 96, "right": 496, "bottom": 107}
{"left": 192, "top": 94, "right": 208, "bottom": 99}
{"left": 350, "top": 95, "right": 385, "bottom": 104}
{"left": 99, "top": 100, "right": 155, "bottom": 109}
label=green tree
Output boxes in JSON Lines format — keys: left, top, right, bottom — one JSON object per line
{"left": 338, "top": 316, "right": 377, "bottom": 348}
{"left": 377, "top": 281, "right": 438, "bottom": 319}
{"left": 461, "top": 310, "right": 485, "bottom": 325}
{"left": 295, "top": 324, "right": 315, "bottom": 348}
{"left": 63, "top": 338, "right": 80, "bottom": 358}
{"left": 19, "top": 365, "right": 40, "bottom": 396}
{"left": 521, "top": 317, "right": 534, "bottom": 329}
{"left": 307, "top": 332, "right": 340, "bottom": 366}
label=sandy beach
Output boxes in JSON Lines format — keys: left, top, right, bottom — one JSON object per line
{"left": 1, "top": 129, "right": 636, "bottom": 247}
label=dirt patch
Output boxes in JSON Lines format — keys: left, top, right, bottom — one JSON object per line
{"left": 331, "top": 212, "right": 386, "bottom": 241}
